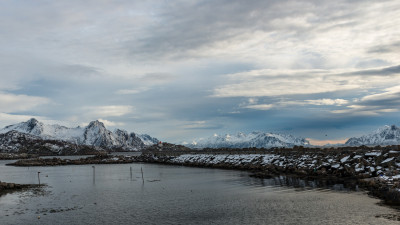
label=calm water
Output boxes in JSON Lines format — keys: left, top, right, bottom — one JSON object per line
{"left": 0, "top": 160, "right": 399, "bottom": 225}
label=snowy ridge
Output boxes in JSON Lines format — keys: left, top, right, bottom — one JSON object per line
{"left": 186, "top": 131, "right": 310, "bottom": 149}
{"left": 345, "top": 125, "right": 400, "bottom": 146}
{"left": 0, "top": 130, "right": 97, "bottom": 155}
{"left": 0, "top": 118, "right": 159, "bottom": 151}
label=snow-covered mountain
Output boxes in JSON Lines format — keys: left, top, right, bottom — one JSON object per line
{"left": 0, "top": 118, "right": 159, "bottom": 151}
{"left": 345, "top": 125, "right": 400, "bottom": 146}
{"left": 0, "top": 130, "right": 99, "bottom": 155}
{"left": 186, "top": 131, "right": 310, "bottom": 149}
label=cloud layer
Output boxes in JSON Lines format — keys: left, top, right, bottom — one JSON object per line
{"left": 0, "top": 0, "right": 399, "bottom": 143}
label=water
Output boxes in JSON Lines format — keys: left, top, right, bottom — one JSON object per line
{"left": 0, "top": 160, "right": 399, "bottom": 225}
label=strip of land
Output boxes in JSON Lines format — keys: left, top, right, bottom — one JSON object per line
{"left": 7, "top": 154, "right": 136, "bottom": 166}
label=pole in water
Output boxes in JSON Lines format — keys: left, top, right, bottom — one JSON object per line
{"left": 92, "top": 166, "right": 95, "bottom": 184}
{"left": 141, "top": 167, "right": 144, "bottom": 183}
{"left": 130, "top": 167, "right": 132, "bottom": 180}
{"left": 37, "top": 172, "right": 41, "bottom": 186}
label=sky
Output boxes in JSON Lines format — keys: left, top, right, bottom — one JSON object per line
{"left": 0, "top": 0, "right": 400, "bottom": 145}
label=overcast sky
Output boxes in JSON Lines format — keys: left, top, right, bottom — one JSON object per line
{"left": 1, "top": 0, "right": 399, "bottom": 144}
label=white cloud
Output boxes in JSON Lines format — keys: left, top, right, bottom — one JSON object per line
{"left": 213, "top": 67, "right": 400, "bottom": 98}
{"left": 0, "top": 113, "right": 49, "bottom": 128}
{"left": 84, "top": 105, "right": 134, "bottom": 118}
{"left": 244, "top": 104, "right": 274, "bottom": 110}
{"left": 97, "top": 118, "right": 124, "bottom": 127}
{"left": 115, "top": 88, "right": 148, "bottom": 95}
{"left": 0, "top": 92, "right": 50, "bottom": 113}
{"left": 360, "top": 85, "right": 400, "bottom": 102}
{"left": 179, "top": 120, "right": 222, "bottom": 130}
{"left": 243, "top": 98, "right": 348, "bottom": 111}
{"left": 305, "top": 99, "right": 348, "bottom": 106}
{"left": 330, "top": 85, "right": 400, "bottom": 116}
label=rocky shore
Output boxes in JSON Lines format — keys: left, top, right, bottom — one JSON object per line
{"left": 138, "top": 145, "right": 400, "bottom": 205}
{"left": 0, "top": 181, "right": 39, "bottom": 196}
{"left": 7, "top": 154, "right": 137, "bottom": 166}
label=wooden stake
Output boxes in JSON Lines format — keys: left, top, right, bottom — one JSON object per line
{"left": 141, "top": 167, "right": 144, "bottom": 183}
{"left": 92, "top": 166, "right": 95, "bottom": 184}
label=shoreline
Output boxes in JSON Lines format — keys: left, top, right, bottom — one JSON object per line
{"left": 7, "top": 146, "right": 400, "bottom": 207}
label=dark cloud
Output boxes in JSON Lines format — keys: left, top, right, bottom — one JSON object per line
{"left": 346, "top": 65, "right": 400, "bottom": 76}
{"left": 124, "top": 0, "right": 373, "bottom": 60}
{"left": 368, "top": 42, "right": 400, "bottom": 54}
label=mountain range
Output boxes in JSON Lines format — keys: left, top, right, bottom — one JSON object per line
{"left": 1, "top": 118, "right": 400, "bottom": 154}
{"left": 345, "top": 125, "right": 400, "bottom": 146}
{"left": 186, "top": 131, "right": 310, "bottom": 149}
{"left": 186, "top": 124, "right": 400, "bottom": 149}
{"left": 0, "top": 118, "right": 159, "bottom": 152}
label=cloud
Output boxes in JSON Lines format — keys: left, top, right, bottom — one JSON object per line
{"left": 115, "top": 88, "right": 148, "bottom": 95}
{"left": 180, "top": 121, "right": 223, "bottom": 130}
{"left": 213, "top": 65, "right": 400, "bottom": 98}
{"left": 0, "top": 0, "right": 400, "bottom": 143}
{"left": 0, "top": 92, "right": 50, "bottom": 113}
{"left": 0, "top": 113, "right": 48, "bottom": 128}
{"left": 331, "top": 86, "right": 400, "bottom": 116}
{"left": 368, "top": 41, "right": 400, "bottom": 54}
{"left": 305, "top": 99, "right": 348, "bottom": 106}
{"left": 97, "top": 118, "right": 124, "bottom": 127}
{"left": 243, "top": 98, "right": 348, "bottom": 111}
{"left": 84, "top": 105, "right": 134, "bottom": 118}
{"left": 244, "top": 104, "right": 274, "bottom": 110}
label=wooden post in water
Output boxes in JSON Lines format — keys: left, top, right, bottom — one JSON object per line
{"left": 141, "top": 167, "right": 144, "bottom": 183}
{"left": 130, "top": 167, "right": 132, "bottom": 181}
{"left": 92, "top": 166, "right": 95, "bottom": 184}
{"left": 37, "top": 172, "right": 41, "bottom": 186}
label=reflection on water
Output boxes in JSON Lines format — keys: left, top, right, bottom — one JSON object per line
{"left": 0, "top": 161, "right": 399, "bottom": 225}
{"left": 241, "top": 175, "right": 358, "bottom": 192}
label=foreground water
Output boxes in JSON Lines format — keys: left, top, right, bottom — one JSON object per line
{"left": 0, "top": 159, "right": 399, "bottom": 225}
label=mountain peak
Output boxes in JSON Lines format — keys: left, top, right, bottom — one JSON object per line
{"left": 27, "top": 118, "right": 39, "bottom": 124}
{"left": 87, "top": 120, "right": 106, "bottom": 128}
